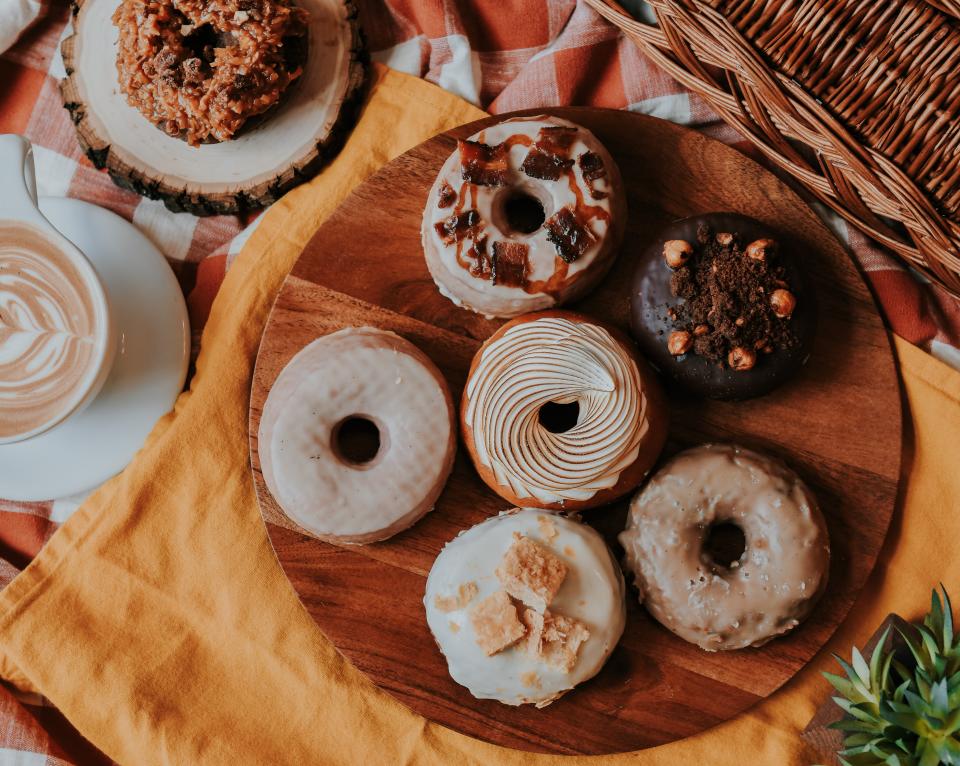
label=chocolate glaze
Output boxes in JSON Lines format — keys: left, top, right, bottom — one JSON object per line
{"left": 630, "top": 213, "right": 816, "bottom": 400}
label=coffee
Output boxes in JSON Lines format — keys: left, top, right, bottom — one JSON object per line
{"left": 0, "top": 221, "right": 105, "bottom": 439}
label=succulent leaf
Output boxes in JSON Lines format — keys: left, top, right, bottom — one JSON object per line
{"left": 826, "top": 589, "right": 960, "bottom": 766}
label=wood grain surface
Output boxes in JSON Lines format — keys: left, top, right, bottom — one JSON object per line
{"left": 249, "top": 108, "right": 902, "bottom": 755}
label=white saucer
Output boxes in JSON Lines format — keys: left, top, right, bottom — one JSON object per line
{"left": 0, "top": 197, "right": 189, "bottom": 501}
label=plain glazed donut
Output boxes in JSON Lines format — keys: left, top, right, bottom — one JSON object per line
{"left": 258, "top": 327, "right": 456, "bottom": 544}
{"left": 461, "top": 311, "right": 668, "bottom": 511}
{"left": 421, "top": 115, "right": 627, "bottom": 318}
{"left": 620, "top": 444, "right": 830, "bottom": 651}
{"left": 424, "top": 509, "right": 626, "bottom": 707}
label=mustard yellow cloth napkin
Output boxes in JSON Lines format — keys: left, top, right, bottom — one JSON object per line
{"left": 0, "top": 65, "right": 957, "bottom": 765}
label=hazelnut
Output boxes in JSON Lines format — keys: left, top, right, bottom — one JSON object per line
{"left": 716, "top": 232, "right": 734, "bottom": 246}
{"left": 668, "top": 330, "right": 693, "bottom": 356}
{"left": 663, "top": 239, "right": 693, "bottom": 269}
{"left": 694, "top": 324, "right": 710, "bottom": 336}
{"left": 728, "top": 346, "right": 756, "bottom": 371}
{"left": 735, "top": 316, "right": 745, "bottom": 327}
{"left": 746, "top": 238, "right": 776, "bottom": 262}
{"left": 770, "top": 289, "right": 797, "bottom": 318}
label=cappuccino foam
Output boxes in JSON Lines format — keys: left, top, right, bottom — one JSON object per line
{"left": 0, "top": 222, "right": 101, "bottom": 439}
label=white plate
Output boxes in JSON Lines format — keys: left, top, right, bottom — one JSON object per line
{"left": 0, "top": 198, "right": 190, "bottom": 501}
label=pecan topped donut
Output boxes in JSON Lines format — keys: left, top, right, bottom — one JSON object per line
{"left": 112, "top": 0, "right": 309, "bottom": 145}
{"left": 422, "top": 116, "right": 627, "bottom": 318}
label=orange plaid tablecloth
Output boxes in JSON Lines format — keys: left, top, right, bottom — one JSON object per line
{"left": 1, "top": 1, "right": 959, "bottom": 762}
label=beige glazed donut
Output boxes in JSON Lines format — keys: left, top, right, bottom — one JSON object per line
{"left": 620, "top": 444, "right": 830, "bottom": 651}
{"left": 258, "top": 327, "right": 456, "bottom": 544}
{"left": 421, "top": 115, "right": 627, "bottom": 318}
{"left": 461, "top": 311, "right": 668, "bottom": 511}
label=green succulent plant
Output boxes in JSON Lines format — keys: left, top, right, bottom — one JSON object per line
{"left": 823, "top": 587, "right": 960, "bottom": 766}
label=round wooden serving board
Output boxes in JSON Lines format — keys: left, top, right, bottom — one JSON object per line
{"left": 249, "top": 108, "right": 902, "bottom": 755}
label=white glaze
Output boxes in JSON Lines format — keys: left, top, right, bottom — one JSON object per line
{"left": 620, "top": 444, "right": 830, "bottom": 651}
{"left": 424, "top": 509, "right": 625, "bottom": 706}
{"left": 464, "top": 315, "right": 649, "bottom": 505}
{"left": 422, "top": 116, "right": 621, "bottom": 318}
{"left": 259, "top": 327, "right": 455, "bottom": 543}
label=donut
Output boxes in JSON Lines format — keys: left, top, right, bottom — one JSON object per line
{"left": 421, "top": 115, "right": 627, "bottom": 318}
{"left": 620, "top": 444, "right": 830, "bottom": 651}
{"left": 258, "top": 327, "right": 456, "bottom": 544}
{"left": 113, "top": 0, "right": 309, "bottom": 145}
{"left": 424, "top": 508, "right": 625, "bottom": 707}
{"left": 461, "top": 311, "right": 668, "bottom": 511}
{"left": 630, "top": 212, "right": 817, "bottom": 400}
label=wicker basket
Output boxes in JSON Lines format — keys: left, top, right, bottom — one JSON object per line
{"left": 585, "top": 0, "right": 960, "bottom": 296}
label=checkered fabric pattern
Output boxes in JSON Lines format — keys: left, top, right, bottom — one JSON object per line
{"left": 1, "top": 0, "right": 958, "bottom": 761}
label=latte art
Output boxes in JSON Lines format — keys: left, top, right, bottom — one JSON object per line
{"left": 464, "top": 316, "right": 649, "bottom": 504}
{"left": 0, "top": 222, "right": 102, "bottom": 439}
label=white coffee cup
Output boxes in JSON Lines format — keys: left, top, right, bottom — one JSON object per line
{"left": 0, "top": 135, "right": 116, "bottom": 444}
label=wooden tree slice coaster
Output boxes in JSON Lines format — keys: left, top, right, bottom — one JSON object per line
{"left": 60, "top": 0, "right": 366, "bottom": 215}
{"left": 249, "top": 108, "right": 903, "bottom": 755}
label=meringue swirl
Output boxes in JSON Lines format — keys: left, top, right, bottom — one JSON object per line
{"left": 0, "top": 223, "right": 99, "bottom": 439}
{"left": 464, "top": 316, "right": 648, "bottom": 504}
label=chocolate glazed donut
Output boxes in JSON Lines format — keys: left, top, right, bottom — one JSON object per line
{"left": 630, "top": 213, "right": 817, "bottom": 400}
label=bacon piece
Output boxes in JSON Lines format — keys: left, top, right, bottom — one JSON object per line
{"left": 492, "top": 241, "right": 530, "bottom": 287}
{"left": 437, "top": 181, "right": 457, "bottom": 208}
{"left": 458, "top": 140, "right": 508, "bottom": 186}
{"left": 578, "top": 151, "right": 608, "bottom": 199}
{"left": 544, "top": 206, "right": 595, "bottom": 263}
{"left": 435, "top": 209, "right": 483, "bottom": 245}
{"left": 521, "top": 126, "right": 578, "bottom": 181}
{"left": 466, "top": 235, "right": 493, "bottom": 280}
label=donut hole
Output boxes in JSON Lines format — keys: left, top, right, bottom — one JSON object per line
{"left": 493, "top": 186, "right": 551, "bottom": 236}
{"left": 182, "top": 24, "right": 233, "bottom": 64}
{"left": 538, "top": 400, "right": 580, "bottom": 433}
{"left": 703, "top": 521, "right": 746, "bottom": 570}
{"left": 332, "top": 416, "right": 381, "bottom": 467}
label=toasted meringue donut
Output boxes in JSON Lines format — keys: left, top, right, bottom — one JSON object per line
{"left": 461, "top": 311, "right": 668, "bottom": 511}
{"left": 424, "top": 508, "right": 626, "bottom": 707}
{"left": 422, "top": 115, "right": 626, "bottom": 318}
{"left": 258, "top": 327, "right": 456, "bottom": 544}
{"left": 620, "top": 444, "right": 830, "bottom": 651}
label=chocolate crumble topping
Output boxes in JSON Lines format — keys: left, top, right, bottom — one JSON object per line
{"left": 544, "top": 206, "right": 595, "bottom": 263}
{"left": 521, "top": 126, "right": 578, "bottom": 181}
{"left": 458, "top": 140, "right": 508, "bottom": 187}
{"left": 666, "top": 224, "right": 800, "bottom": 368}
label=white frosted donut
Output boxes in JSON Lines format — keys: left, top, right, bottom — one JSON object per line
{"left": 424, "top": 508, "right": 625, "bottom": 707}
{"left": 258, "top": 327, "right": 456, "bottom": 544}
{"left": 620, "top": 444, "right": 830, "bottom": 651}
{"left": 421, "top": 115, "right": 626, "bottom": 318}
{"left": 461, "top": 311, "right": 668, "bottom": 511}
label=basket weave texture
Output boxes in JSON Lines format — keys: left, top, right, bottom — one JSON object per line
{"left": 586, "top": 0, "right": 960, "bottom": 296}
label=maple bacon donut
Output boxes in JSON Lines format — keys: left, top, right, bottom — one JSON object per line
{"left": 620, "top": 444, "right": 830, "bottom": 650}
{"left": 461, "top": 311, "right": 668, "bottom": 511}
{"left": 422, "top": 115, "right": 626, "bottom": 318}
{"left": 258, "top": 327, "right": 456, "bottom": 544}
